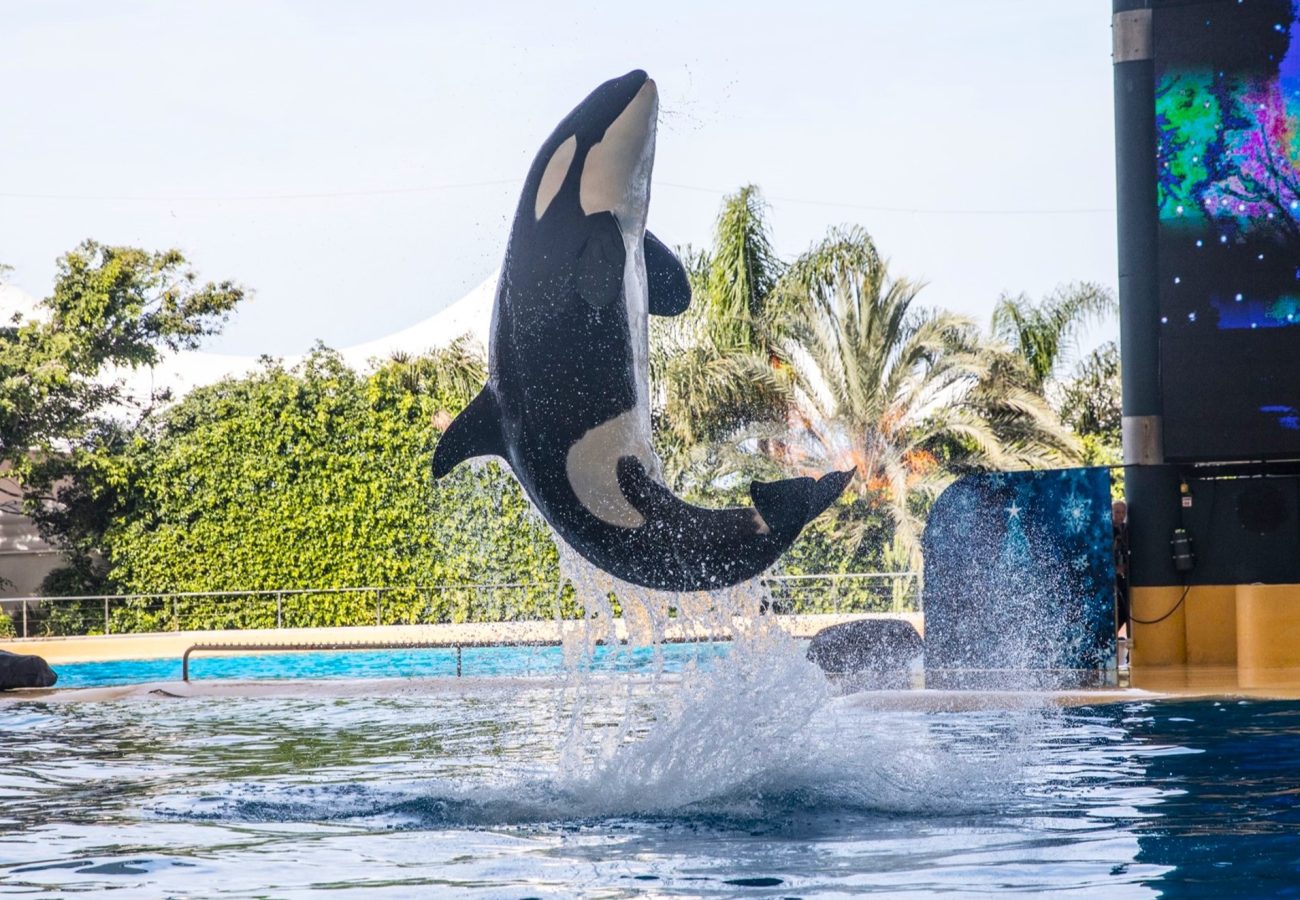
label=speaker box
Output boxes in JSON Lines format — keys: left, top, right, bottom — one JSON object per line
{"left": 1185, "top": 476, "right": 1300, "bottom": 585}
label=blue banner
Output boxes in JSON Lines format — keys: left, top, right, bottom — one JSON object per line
{"left": 922, "top": 467, "right": 1117, "bottom": 673}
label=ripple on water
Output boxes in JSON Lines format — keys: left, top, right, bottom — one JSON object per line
{"left": 0, "top": 677, "right": 1201, "bottom": 896}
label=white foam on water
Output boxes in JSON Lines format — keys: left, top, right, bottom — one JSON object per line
{"left": 154, "top": 692, "right": 1045, "bottom": 827}
{"left": 540, "top": 539, "right": 1049, "bottom": 819}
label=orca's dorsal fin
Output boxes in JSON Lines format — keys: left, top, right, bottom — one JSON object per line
{"left": 645, "top": 231, "right": 691, "bottom": 317}
{"left": 750, "top": 469, "right": 854, "bottom": 537}
{"left": 431, "top": 387, "right": 506, "bottom": 477}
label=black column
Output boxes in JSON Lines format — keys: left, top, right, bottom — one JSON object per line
{"left": 1113, "top": 0, "right": 1180, "bottom": 587}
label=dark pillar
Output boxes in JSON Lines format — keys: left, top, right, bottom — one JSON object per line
{"left": 1113, "top": 0, "right": 1179, "bottom": 587}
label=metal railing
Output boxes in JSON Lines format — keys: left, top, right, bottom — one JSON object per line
{"left": 2, "top": 572, "right": 919, "bottom": 639}
{"left": 180, "top": 633, "right": 734, "bottom": 682}
{"left": 764, "top": 572, "right": 919, "bottom": 615}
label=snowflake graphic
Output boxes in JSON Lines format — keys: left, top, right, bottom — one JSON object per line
{"left": 1060, "top": 487, "right": 1092, "bottom": 536}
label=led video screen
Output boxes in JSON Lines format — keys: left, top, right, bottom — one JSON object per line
{"left": 1155, "top": 0, "right": 1300, "bottom": 461}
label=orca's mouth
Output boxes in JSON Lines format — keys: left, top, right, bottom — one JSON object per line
{"left": 579, "top": 78, "right": 658, "bottom": 230}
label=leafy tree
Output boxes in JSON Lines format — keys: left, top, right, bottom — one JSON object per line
{"left": 1059, "top": 340, "right": 1123, "bottom": 474}
{"left": 381, "top": 337, "right": 486, "bottom": 417}
{"left": 1059, "top": 341, "right": 1121, "bottom": 444}
{"left": 0, "top": 242, "right": 245, "bottom": 592}
{"left": 1, "top": 242, "right": 244, "bottom": 458}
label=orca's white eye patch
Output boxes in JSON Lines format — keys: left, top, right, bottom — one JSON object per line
{"left": 534, "top": 135, "right": 576, "bottom": 220}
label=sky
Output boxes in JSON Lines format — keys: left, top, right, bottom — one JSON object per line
{"left": 1, "top": 0, "right": 1118, "bottom": 358}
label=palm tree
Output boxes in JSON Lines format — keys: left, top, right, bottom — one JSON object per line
{"left": 651, "top": 191, "right": 1080, "bottom": 567}
{"left": 773, "top": 228, "right": 1079, "bottom": 566}
{"left": 990, "top": 282, "right": 1117, "bottom": 392}
{"left": 692, "top": 184, "right": 785, "bottom": 352}
{"left": 651, "top": 186, "right": 792, "bottom": 490}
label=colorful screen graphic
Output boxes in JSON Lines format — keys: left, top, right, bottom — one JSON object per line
{"left": 1155, "top": 0, "right": 1300, "bottom": 460}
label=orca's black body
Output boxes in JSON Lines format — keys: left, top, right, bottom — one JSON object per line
{"left": 432, "top": 70, "right": 851, "bottom": 591}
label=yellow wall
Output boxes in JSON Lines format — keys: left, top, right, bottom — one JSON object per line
{"left": 1185, "top": 585, "right": 1237, "bottom": 665}
{"left": 1130, "top": 583, "right": 1300, "bottom": 672}
{"left": 1130, "top": 586, "right": 1189, "bottom": 666}
{"left": 1237, "top": 585, "right": 1300, "bottom": 670}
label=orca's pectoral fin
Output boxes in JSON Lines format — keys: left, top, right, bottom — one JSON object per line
{"left": 645, "top": 231, "right": 691, "bottom": 317}
{"left": 751, "top": 469, "right": 854, "bottom": 537}
{"left": 431, "top": 387, "right": 506, "bottom": 478}
{"left": 576, "top": 213, "right": 626, "bottom": 309}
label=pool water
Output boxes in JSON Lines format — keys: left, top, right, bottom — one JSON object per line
{"left": 4, "top": 682, "right": 1300, "bottom": 896}
{"left": 52, "top": 641, "right": 734, "bottom": 688}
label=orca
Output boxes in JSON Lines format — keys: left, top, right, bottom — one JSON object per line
{"left": 432, "top": 69, "right": 852, "bottom": 591}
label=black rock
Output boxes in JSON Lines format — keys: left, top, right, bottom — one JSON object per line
{"left": 0, "top": 650, "right": 57, "bottom": 690}
{"left": 806, "top": 618, "right": 924, "bottom": 687}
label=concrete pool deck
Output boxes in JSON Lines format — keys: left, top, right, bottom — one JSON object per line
{"left": 0, "top": 612, "right": 922, "bottom": 664}
{"left": 10, "top": 613, "right": 1300, "bottom": 704}
{"left": 11, "top": 670, "right": 1300, "bottom": 706}
{"left": 1, "top": 675, "right": 1146, "bottom": 707}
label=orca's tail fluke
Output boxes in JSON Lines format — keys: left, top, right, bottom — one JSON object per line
{"left": 750, "top": 469, "right": 854, "bottom": 538}
{"left": 432, "top": 387, "right": 506, "bottom": 478}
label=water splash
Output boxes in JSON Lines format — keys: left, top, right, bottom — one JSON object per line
{"left": 152, "top": 694, "right": 1042, "bottom": 827}
{"left": 137, "top": 496, "right": 1055, "bottom": 828}
{"left": 543, "top": 537, "right": 1048, "bottom": 818}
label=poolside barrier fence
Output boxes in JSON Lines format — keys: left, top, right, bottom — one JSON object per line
{"left": 3, "top": 572, "right": 919, "bottom": 639}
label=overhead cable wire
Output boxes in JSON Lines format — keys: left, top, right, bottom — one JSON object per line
{"left": 0, "top": 177, "right": 1116, "bottom": 216}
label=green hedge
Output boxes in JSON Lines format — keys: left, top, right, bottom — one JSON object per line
{"left": 97, "top": 349, "right": 567, "bottom": 632}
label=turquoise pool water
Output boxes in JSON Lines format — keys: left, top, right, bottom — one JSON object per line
{"left": 3, "top": 686, "right": 1298, "bottom": 896}
{"left": 4, "top": 621, "right": 1294, "bottom": 897}
{"left": 52, "top": 642, "right": 733, "bottom": 688}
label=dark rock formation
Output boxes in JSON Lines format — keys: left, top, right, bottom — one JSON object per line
{"left": 806, "top": 619, "right": 924, "bottom": 689}
{"left": 0, "top": 650, "right": 57, "bottom": 690}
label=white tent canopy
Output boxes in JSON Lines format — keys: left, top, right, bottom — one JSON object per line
{"left": 0, "top": 283, "right": 45, "bottom": 326}
{"left": 115, "top": 272, "right": 497, "bottom": 403}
